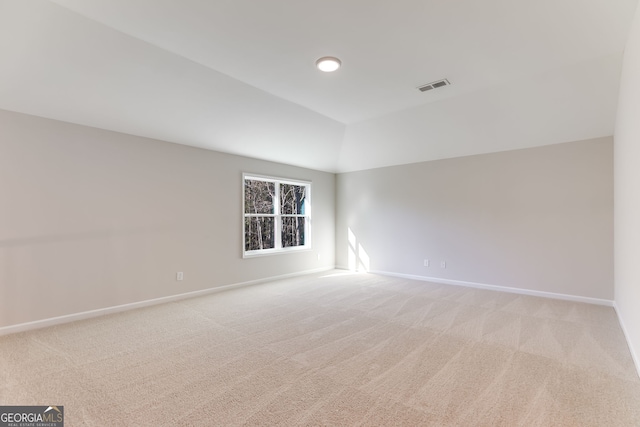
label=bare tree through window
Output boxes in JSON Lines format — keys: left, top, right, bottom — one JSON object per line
{"left": 244, "top": 179, "right": 275, "bottom": 251}
{"left": 243, "top": 175, "right": 310, "bottom": 255}
{"left": 280, "top": 183, "right": 306, "bottom": 247}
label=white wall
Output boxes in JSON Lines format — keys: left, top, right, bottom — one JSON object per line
{"left": 614, "top": 3, "right": 640, "bottom": 372}
{"left": 337, "top": 138, "right": 613, "bottom": 300}
{"left": 0, "top": 109, "right": 335, "bottom": 329}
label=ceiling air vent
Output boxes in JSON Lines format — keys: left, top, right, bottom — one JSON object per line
{"left": 418, "top": 79, "right": 450, "bottom": 92}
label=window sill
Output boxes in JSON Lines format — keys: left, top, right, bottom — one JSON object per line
{"left": 243, "top": 245, "right": 312, "bottom": 258}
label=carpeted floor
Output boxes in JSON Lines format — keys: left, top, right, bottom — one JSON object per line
{"left": 1, "top": 271, "right": 639, "bottom": 426}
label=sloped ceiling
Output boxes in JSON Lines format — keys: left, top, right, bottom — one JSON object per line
{"left": 0, "top": 0, "right": 637, "bottom": 172}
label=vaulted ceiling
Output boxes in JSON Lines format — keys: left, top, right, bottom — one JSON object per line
{"left": 0, "top": 0, "right": 637, "bottom": 172}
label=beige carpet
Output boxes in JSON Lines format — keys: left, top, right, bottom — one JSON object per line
{"left": 1, "top": 271, "right": 639, "bottom": 426}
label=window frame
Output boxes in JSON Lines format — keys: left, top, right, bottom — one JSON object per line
{"left": 242, "top": 173, "right": 311, "bottom": 258}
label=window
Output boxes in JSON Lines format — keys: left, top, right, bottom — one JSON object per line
{"left": 243, "top": 174, "right": 310, "bottom": 257}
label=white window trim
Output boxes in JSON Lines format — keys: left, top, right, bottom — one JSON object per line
{"left": 242, "top": 173, "right": 312, "bottom": 258}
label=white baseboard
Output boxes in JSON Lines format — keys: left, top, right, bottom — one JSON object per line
{"left": 367, "top": 269, "right": 614, "bottom": 307}
{"left": 613, "top": 302, "right": 640, "bottom": 379}
{"left": 0, "top": 266, "right": 335, "bottom": 337}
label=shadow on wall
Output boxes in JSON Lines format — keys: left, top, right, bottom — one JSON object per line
{"left": 348, "top": 228, "right": 370, "bottom": 272}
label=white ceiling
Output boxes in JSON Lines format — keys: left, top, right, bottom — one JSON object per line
{"left": 0, "top": 0, "right": 637, "bottom": 172}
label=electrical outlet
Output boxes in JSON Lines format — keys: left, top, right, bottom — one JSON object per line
{"left": 440, "top": 261, "right": 446, "bottom": 269}
{"left": 176, "top": 272, "right": 184, "bottom": 281}
{"left": 423, "top": 259, "right": 430, "bottom": 267}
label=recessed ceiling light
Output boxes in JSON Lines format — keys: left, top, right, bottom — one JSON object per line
{"left": 316, "top": 57, "right": 341, "bottom": 72}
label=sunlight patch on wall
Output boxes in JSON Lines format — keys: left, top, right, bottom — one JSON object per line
{"left": 348, "top": 227, "right": 370, "bottom": 272}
